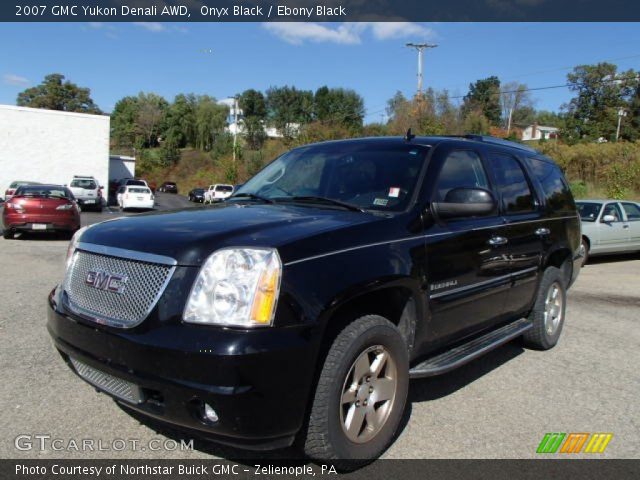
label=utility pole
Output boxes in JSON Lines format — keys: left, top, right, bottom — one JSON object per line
{"left": 616, "top": 108, "right": 627, "bottom": 142}
{"left": 506, "top": 107, "right": 514, "bottom": 135}
{"left": 406, "top": 43, "right": 438, "bottom": 95}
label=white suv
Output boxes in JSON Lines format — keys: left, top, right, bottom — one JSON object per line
{"left": 204, "top": 184, "right": 234, "bottom": 203}
{"left": 68, "top": 176, "right": 102, "bottom": 212}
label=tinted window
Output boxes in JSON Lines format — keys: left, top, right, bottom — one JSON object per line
{"left": 434, "top": 150, "right": 489, "bottom": 202}
{"left": 126, "top": 180, "right": 146, "bottom": 187}
{"left": 576, "top": 202, "right": 602, "bottom": 222}
{"left": 602, "top": 203, "right": 623, "bottom": 222}
{"left": 525, "top": 157, "right": 574, "bottom": 213}
{"left": 236, "top": 144, "right": 427, "bottom": 212}
{"left": 622, "top": 202, "right": 640, "bottom": 221}
{"left": 70, "top": 179, "right": 97, "bottom": 189}
{"left": 16, "top": 185, "right": 71, "bottom": 199}
{"left": 215, "top": 185, "right": 234, "bottom": 193}
{"left": 489, "top": 154, "right": 535, "bottom": 214}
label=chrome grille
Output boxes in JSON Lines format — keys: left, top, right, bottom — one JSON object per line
{"left": 70, "top": 358, "right": 144, "bottom": 404}
{"left": 63, "top": 249, "right": 174, "bottom": 328}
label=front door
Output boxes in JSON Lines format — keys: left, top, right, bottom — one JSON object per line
{"left": 597, "top": 202, "right": 630, "bottom": 252}
{"left": 425, "top": 147, "right": 510, "bottom": 342}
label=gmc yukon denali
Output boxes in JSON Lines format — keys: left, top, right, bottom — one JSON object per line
{"left": 47, "top": 135, "right": 582, "bottom": 461}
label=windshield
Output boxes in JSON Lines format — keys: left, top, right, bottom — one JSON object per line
{"left": 70, "top": 179, "right": 97, "bottom": 189}
{"left": 16, "top": 185, "right": 71, "bottom": 199}
{"left": 233, "top": 143, "right": 428, "bottom": 212}
{"left": 576, "top": 202, "right": 602, "bottom": 222}
{"left": 216, "top": 185, "right": 233, "bottom": 193}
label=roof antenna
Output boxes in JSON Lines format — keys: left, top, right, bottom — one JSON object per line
{"left": 404, "top": 128, "right": 415, "bottom": 142}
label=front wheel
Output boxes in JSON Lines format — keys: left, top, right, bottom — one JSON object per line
{"left": 303, "top": 315, "right": 409, "bottom": 462}
{"left": 523, "top": 266, "right": 567, "bottom": 350}
{"left": 3, "top": 229, "right": 13, "bottom": 239}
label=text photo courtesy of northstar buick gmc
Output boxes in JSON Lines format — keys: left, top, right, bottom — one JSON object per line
{"left": 47, "top": 135, "right": 582, "bottom": 462}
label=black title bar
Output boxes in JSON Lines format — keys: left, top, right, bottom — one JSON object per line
{"left": 5, "top": 0, "right": 640, "bottom": 22}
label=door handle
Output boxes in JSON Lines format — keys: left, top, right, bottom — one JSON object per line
{"left": 535, "top": 227, "right": 551, "bottom": 236}
{"left": 488, "top": 236, "right": 508, "bottom": 246}
{"left": 623, "top": 224, "right": 630, "bottom": 229}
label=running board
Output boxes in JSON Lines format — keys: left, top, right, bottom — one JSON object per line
{"left": 409, "top": 318, "right": 532, "bottom": 379}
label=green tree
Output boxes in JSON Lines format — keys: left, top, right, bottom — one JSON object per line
{"left": 195, "top": 96, "right": 228, "bottom": 151}
{"left": 534, "top": 110, "right": 565, "bottom": 128}
{"left": 625, "top": 84, "right": 640, "bottom": 141}
{"left": 239, "top": 89, "right": 268, "bottom": 150}
{"left": 17, "top": 73, "right": 101, "bottom": 114}
{"left": 136, "top": 93, "right": 169, "bottom": 148}
{"left": 265, "top": 86, "right": 314, "bottom": 140}
{"left": 111, "top": 96, "right": 140, "bottom": 148}
{"left": 462, "top": 76, "right": 502, "bottom": 126}
{"left": 313, "top": 86, "right": 365, "bottom": 129}
{"left": 463, "top": 111, "right": 491, "bottom": 135}
{"left": 562, "top": 62, "right": 638, "bottom": 142}
{"left": 165, "top": 93, "right": 197, "bottom": 148}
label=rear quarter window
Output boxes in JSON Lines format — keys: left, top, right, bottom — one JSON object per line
{"left": 525, "top": 157, "right": 575, "bottom": 214}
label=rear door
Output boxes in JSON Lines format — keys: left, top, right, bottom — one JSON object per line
{"left": 426, "top": 147, "right": 511, "bottom": 341}
{"left": 621, "top": 202, "right": 640, "bottom": 249}
{"left": 486, "top": 152, "right": 542, "bottom": 317}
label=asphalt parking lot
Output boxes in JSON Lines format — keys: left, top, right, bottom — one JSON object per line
{"left": 0, "top": 194, "right": 638, "bottom": 460}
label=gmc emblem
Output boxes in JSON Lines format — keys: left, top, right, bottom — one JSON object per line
{"left": 85, "top": 270, "right": 128, "bottom": 294}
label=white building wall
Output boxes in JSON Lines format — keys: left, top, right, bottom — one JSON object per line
{"left": 0, "top": 105, "right": 110, "bottom": 199}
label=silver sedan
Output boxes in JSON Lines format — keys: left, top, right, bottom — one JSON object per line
{"left": 576, "top": 199, "right": 640, "bottom": 265}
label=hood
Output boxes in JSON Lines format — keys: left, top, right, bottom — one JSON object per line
{"left": 79, "top": 203, "right": 381, "bottom": 266}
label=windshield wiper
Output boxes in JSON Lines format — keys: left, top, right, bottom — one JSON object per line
{"left": 230, "top": 193, "right": 275, "bottom": 204}
{"left": 286, "top": 196, "right": 365, "bottom": 213}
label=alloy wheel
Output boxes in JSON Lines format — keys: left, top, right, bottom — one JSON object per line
{"left": 544, "top": 281, "right": 563, "bottom": 335}
{"left": 340, "top": 345, "right": 398, "bottom": 444}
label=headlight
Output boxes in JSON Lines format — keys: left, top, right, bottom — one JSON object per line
{"left": 183, "top": 248, "right": 282, "bottom": 327}
{"left": 66, "top": 226, "right": 88, "bottom": 270}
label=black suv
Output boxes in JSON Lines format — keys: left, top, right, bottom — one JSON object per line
{"left": 47, "top": 135, "right": 581, "bottom": 461}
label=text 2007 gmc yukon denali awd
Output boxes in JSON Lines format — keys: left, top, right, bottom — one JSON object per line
{"left": 47, "top": 135, "right": 582, "bottom": 461}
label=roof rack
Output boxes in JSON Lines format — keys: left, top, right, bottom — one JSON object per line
{"left": 457, "top": 135, "right": 538, "bottom": 153}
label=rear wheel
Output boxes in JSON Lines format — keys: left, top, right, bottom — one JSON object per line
{"left": 523, "top": 266, "right": 566, "bottom": 350}
{"left": 579, "top": 237, "right": 589, "bottom": 267}
{"left": 303, "top": 315, "right": 409, "bottom": 462}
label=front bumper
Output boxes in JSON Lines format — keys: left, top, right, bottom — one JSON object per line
{"left": 46, "top": 287, "right": 319, "bottom": 450}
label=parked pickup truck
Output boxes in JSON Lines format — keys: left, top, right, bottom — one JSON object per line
{"left": 204, "top": 184, "right": 234, "bottom": 203}
{"left": 47, "top": 135, "right": 582, "bottom": 462}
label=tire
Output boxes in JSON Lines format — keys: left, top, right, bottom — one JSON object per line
{"left": 3, "top": 229, "right": 13, "bottom": 240}
{"left": 303, "top": 315, "right": 409, "bottom": 463}
{"left": 579, "top": 237, "right": 589, "bottom": 267}
{"left": 523, "top": 266, "right": 567, "bottom": 350}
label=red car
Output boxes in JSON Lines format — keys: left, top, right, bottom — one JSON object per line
{"left": 2, "top": 184, "right": 80, "bottom": 239}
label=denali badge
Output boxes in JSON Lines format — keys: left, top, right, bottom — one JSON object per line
{"left": 85, "top": 270, "right": 128, "bottom": 294}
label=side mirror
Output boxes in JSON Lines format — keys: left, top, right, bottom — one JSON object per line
{"left": 432, "top": 187, "right": 496, "bottom": 219}
{"left": 602, "top": 214, "right": 616, "bottom": 223}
